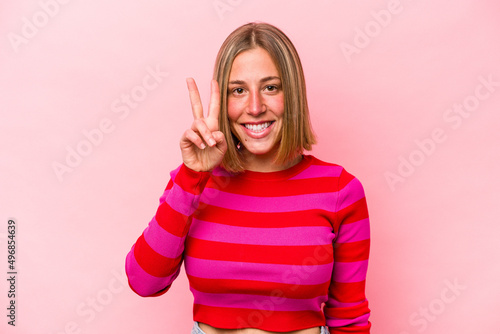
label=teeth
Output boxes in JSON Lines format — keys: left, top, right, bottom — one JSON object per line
{"left": 244, "top": 122, "right": 272, "bottom": 132}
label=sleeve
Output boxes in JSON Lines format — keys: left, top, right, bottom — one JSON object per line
{"left": 324, "top": 168, "right": 371, "bottom": 333}
{"left": 125, "top": 163, "right": 211, "bottom": 297}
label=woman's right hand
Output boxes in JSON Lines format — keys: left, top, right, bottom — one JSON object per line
{"left": 180, "top": 78, "right": 227, "bottom": 172}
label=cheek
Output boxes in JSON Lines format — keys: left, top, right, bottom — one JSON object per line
{"left": 268, "top": 95, "right": 285, "bottom": 117}
{"left": 226, "top": 102, "right": 241, "bottom": 135}
{"left": 227, "top": 100, "right": 239, "bottom": 122}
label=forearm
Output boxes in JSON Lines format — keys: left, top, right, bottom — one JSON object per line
{"left": 326, "top": 169, "right": 371, "bottom": 333}
{"left": 125, "top": 163, "right": 210, "bottom": 296}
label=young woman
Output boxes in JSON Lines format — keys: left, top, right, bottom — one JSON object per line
{"left": 126, "top": 22, "right": 371, "bottom": 334}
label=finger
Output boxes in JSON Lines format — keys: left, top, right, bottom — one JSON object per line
{"left": 182, "top": 129, "right": 206, "bottom": 150}
{"left": 212, "top": 130, "right": 227, "bottom": 152}
{"left": 186, "top": 77, "right": 203, "bottom": 120}
{"left": 192, "top": 119, "right": 216, "bottom": 147}
{"left": 207, "top": 79, "right": 221, "bottom": 124}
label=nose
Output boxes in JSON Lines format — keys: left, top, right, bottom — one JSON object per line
{"left": 247, "top": 90, "right": 266, "bottom": 116}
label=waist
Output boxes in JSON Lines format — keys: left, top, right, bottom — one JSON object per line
{"left": 195, "top": 322, "right": 329, "bottom": 334}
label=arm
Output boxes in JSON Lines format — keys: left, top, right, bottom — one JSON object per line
{"left": 125, "top": 164, "right": 210, "bottom": 297}
{"left": 126, "top": 78, "right": 225, "bottom": 297}
{"left": 325, "top": 168, "right": 371, "bottom": 333}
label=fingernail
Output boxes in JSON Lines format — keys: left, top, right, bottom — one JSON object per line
{"left": 200, "top": 143, "right": 206, "bottom": 149}
{"left": 209, "top": 139, "right": 216, "bottom": 146}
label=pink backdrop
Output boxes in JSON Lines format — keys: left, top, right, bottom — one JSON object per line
{"left": 1, "top": 1, "right": 499, "bottom": 333}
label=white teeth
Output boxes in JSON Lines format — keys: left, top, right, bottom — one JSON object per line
{"left": 244, "top": 122, "right": 272, "bottom": 132}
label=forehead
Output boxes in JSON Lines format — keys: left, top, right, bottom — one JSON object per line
{"left": 229, "top": 47, "right": 279, "bottom": 79}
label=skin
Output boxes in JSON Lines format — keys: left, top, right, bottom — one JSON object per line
{"left": 181, "top": 48, "right": 317, "bottom": 333}
{"left": 181, "top": 47, "right": 302, "bottom": 173}
{"left": 226, "top": 47, "right": 302, "bottom": 172}
{"left": 181, "top": 78, "right": 227, "bottom": 172}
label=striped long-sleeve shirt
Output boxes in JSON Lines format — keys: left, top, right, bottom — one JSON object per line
{"left": 125, "top": 155, "right": 371, "bottom": 333}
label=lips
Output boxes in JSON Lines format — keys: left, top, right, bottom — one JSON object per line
{"left": 243, "top": 121, "right": 273, "bottom": 132}
{"left": 240, "top": 121, "right": 275, "bottom": 138}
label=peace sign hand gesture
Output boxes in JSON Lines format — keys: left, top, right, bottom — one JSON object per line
{"left": 180, "top": 78, "right": 227, "bottom": 172}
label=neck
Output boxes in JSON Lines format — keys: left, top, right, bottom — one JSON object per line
{"left": 242, "top": 150, "right": 303, "bottom": 172}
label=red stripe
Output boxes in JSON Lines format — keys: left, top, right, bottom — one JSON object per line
{"left": 338, "top": 169, "right": 355, "bottom": 190}
{"left": 186, "top": 237, "right": 333, "bottom": 265}
{"left": 164, "top": 179, "right": 174, "bottom": 191}
{"left": 311, "top": 157, "right": 338, "bottom": 166}
{"left": 334, "top": 240, "right": 370, "bottom": 262}
{"left": 155, "top": 203, "right": 191, "bottom": 237}
{"left": 209, "top": 175, "right": 341, "bottom": 197}
{"left": 196, "top": 205, "right": 335, "bottom": 228}
{"left": 127, "top": 280, "right": 170, "bottom": 297}
{"left": 336, "top": 198, "right": 368, "bottom": 225}
{"left": 133, "top": 235, "right": 181, "bottom": 277}
{"left": 325, "top": 299, "right": 370, "bottom": 319}
{"left": 328, "top": 281, "right": 366, "bottom": 303}
{"left": 329, "top": 324, "right": 371, "bottom": 334}
{"left": 193, "top": 304, "right": 325, "bottom": 331}
{"left": 187, "top": 275, "right": 330, "bottom": 299}
{"left": 174, "top": 164, "right": 210, "bottom": 194}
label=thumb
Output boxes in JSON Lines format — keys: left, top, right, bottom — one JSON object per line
{"left": 212, "top": 131, "right": 227, "bottom": 151}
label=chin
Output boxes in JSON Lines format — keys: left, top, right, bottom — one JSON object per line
{"left": 246, "top": 149, "right": 273, "bottom": 156}
{"left": 242, "top": 142, "right": 279, "bottom": 156}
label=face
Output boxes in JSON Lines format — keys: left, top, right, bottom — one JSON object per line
{"left": 227, "top": 47, "right": 285, "bottom": 159}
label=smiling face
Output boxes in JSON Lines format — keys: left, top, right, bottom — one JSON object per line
{"left": 227, "top": 47, "right": 285, "bottom": 161}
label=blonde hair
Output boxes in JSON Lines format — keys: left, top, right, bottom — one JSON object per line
{"left": 213, "top": 22, "right": 316, "bottom": 173}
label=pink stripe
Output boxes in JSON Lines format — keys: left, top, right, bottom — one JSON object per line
{"left": 165, "top": 183, "right": 202, "bottom": 216}
{"left": 185, "top": 256, "right": 332, "bottom": 285}
{"left": 335, "top": 218, "right": 370, "bottom": 243}
{"left": 290, "top": 165, "right": 343, "bottom": 180}
{"left": 158, "top": 164, "right": 181, "bottom": 203}
{"left": 169, "top": 164, "right": 182, "bottom": 181}
{"left": 337, "top": 178, "right": 365, "bottom": 211}
{"left": 200, "top": 189, "right": 338, "bottom": 213}
{"left": 158, "top": 188, "right": 170, "bottom": 204}
{"left": 143, "top": 218, "right": 185, "bottom": 258}
{"left": 188, "top": 220, "right": 335, "bottom": 246}
{"left": 191, "top": 288, "right": 327, "bottom": 312}
{"left": 125, "top": 246, "right": 180, "bottom": 296}
{"left": 326, "top": 313, "right": 370, "bottom": 327}
{"left": 327, "top": 299, "right": 367, "bottom": 308}
{"left": 332, "top": 260, "right": 368, "bottom": 283}
{"left": 211, "top": 166, "right": 235, "bottom": 178}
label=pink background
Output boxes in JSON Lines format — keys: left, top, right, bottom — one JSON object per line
{"left": 1, "top": 1, "right": 499, "bottom": 333}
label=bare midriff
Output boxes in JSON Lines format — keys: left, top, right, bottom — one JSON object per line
{"left": 198, "top": 322, "right": 322, "bottom": 334}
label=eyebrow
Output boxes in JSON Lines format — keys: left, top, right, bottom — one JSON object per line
{"left": 228, "top": 76, "right": 281, "bottom": 85}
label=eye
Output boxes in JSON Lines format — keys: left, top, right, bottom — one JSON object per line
{"left": 232, "top": 87, "right": 244, "bottom": 95}
{"left": 265, "top": 85, "right": 279, "bottom": 92}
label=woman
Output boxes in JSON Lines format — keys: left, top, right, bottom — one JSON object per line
{"left": 126, "top": 22, "right": 371, "bottom": 334}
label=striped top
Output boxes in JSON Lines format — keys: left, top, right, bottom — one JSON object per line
{"left": 125, "top": 155, "right": 371, "bottom": 333}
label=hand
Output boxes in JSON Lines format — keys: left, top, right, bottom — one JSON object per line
{"left": 180, "top": 78, "right": 227, "bottom": 172}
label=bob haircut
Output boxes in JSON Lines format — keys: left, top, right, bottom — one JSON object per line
{"left": 213, "top": 22, "right": 317, "bottom": 173}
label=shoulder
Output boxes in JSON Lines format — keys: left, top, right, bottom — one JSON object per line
{"left": 305, "top": 155, "right": 353, "bottom": 179}
{"left": 306, "top": 155, "right": 366, "bottom": 192}
{"left": 296, "top": 155, "right": 343, "bottom": 178}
